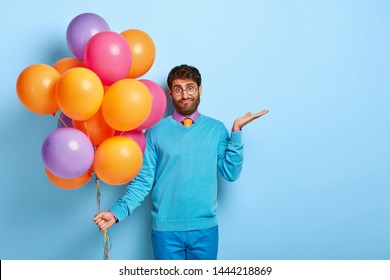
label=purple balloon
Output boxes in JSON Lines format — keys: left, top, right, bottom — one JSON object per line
{"left": 66, "top": 13, "right": 110, "bottom": 60}
{"left": 42, "top": 128, "right": 94, "bottom": 179}
{"left": 57, "top": 112, "right": 73, "bottom": 128}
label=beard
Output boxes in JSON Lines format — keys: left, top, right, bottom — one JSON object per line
{"left": 172, "top": 95, "right": 201, "bottom": 116}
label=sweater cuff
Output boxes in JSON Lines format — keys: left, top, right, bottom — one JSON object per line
{"left": 230, "top": 131, "right": 242, "bottom": 144}
{"left": 108, "top": 209, "right": 119, "bottom": 223}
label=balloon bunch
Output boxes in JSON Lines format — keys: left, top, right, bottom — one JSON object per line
{"left": 16, "top": 13, "right": 167, "bottom": 189}
{"left": 17, "top": 12, "right": 166, "bottom": 259}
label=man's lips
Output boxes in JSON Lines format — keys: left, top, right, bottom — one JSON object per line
{"left": 179, "top": 100, "right": 192, "bottom": 105}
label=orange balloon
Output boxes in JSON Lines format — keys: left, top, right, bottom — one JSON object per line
{"left": 93, "top": 136, "right": 143, "bottom": 185}
{"left": 121, "top": 29, "right": 156, "bottom": 78}
{"left": 53, "top": 57, "right": 85, "bottom": 75}
{"left": 102, "top": 79, "right": 152, "bottom": 131}
{"left": 16, "top": 64, "right": 60, "bottom": 114}
{"left": 45, "top": 168, "right": 92, "bottom": 190}
{"left": 72, "top": 108, "right": 115, "bottom": 145}
{"left": 56, "top": 67, "right": 104, "bottom": 121}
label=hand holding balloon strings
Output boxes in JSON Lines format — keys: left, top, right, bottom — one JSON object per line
{"left": 95, "top": 177, "right": 111, "bottom": 260}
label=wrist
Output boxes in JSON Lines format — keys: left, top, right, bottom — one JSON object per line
{"left": 108, "top": 210, "right": 118, "bottom": 223}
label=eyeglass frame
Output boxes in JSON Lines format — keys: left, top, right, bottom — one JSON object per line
{"left": 170, "top": 84, "right": 199, "bottom": 97}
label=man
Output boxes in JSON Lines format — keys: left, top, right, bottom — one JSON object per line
{"left": 93, "top": 64, "right": 268, "bottom": 259}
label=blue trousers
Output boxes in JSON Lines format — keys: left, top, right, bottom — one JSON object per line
{"left": 151, "top": 226, "right": 219, "bottom": 260}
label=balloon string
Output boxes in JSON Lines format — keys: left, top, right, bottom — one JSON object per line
{"left": 103, "top": 230, "right": 111, "bottom": 260}
{"left": 84, "top": 122, "right": 90, "bottom": 139}
{"left": 58, "top": 114, "right": 67, "bottom": 128}
{"left": 96, "top": 176, "right": 101, "bottom": 212}
{"left": 95, "top": 176, "right": 111, "bottom": 260}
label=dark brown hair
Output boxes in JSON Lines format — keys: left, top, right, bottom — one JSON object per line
{"left": 167, "top": 64, "right": 202, "bottom": 89}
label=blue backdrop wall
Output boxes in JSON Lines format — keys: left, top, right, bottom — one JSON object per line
{"left": 1, "top": 0, "right": 389, "bottom": 260}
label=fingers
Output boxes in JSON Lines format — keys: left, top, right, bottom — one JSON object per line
{"left": 243, "top": 110, "right": 269, "bottom": 119}
{"left": 93, "top": 212, "right": 113, "bottom": 232}
{"left": 259, "top": 109, "right": 269, "bottom": 116}
{"left": 92, "top": 212, "right": 104, "bottom": 221}
{"left": 96, "top": 217, "right": 111, "bottom": 232}
{"left": 93, "top": 214, "right": 105, "bottom": 231}
{"left": 96, "top": 219, "right": 106, "bottom": 231}
{"left": 253, "top": 109, "right": 269, "bottom": 118}
{"left": 248, "top": 110, "right": 268, "bottom": 122}
{"left": 246, "top": 110, "right": 269, "bottom": 121}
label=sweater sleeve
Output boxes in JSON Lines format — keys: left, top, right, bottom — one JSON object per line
{"left": 217, "top": 130, "right": 244, "bottom": 182}
{"left": 110, "top": 130, "right": 157, "bottom": 222}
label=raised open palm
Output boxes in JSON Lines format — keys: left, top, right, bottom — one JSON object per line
{"left": 233, "top": 109, "right": 269, "bottom": 131}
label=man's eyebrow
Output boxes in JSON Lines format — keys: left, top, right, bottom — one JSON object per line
{"left": 173, "top": 83, "right": 196, "bottom": 87}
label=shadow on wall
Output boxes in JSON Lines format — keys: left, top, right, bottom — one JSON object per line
{"left": 163, "top": 86, "right": 173, "bottom": 117}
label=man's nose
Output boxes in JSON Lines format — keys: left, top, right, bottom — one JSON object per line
{"left": 182, "top": 90, "right": 190, "bottom": 98}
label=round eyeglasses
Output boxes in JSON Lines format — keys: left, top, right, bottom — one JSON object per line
{"left": 171, "top": 85, "right": 198, "bottom": 96}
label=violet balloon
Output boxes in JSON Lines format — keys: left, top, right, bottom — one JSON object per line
{"left": 42, "top": 128, "right": 94, "bottom": 179}
{"left": 66, "top": 13, "right": 110, "bottom": 60}
{"left": 135, "top": 79, "right": 167, "bottom": 131}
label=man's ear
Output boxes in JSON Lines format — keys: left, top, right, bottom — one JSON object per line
{"left": 199, "top": 85, "right": 202, "bottom": 95}
{"left": 168, "top": 88, "right": 173, "bottom": 99}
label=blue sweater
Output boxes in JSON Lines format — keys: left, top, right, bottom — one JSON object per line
{"left": 110, "top": 114, "right": 244, "bottom": 231}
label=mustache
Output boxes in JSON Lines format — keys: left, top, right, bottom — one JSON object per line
{"left": 173, "top": 96, "right": 200, "bottom": 115}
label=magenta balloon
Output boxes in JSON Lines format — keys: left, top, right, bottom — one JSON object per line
{"left": 41, "top": 128, "right": 94, "bottom": 179}
{"left": 84, "top": 31, "right": 132, "bottom": 86}
{"left": 135, "top": 79, "right": 167, "bottom": 130}
{"left": 66, "top": 13, "right": 110, "bottom": 60}
{"left": 57, "top": 112, "right": 73, "bottom": 128}
{"left": 114, "top": 130, "right": 146, "bottom": 153}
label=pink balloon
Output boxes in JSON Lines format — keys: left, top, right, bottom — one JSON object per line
{"left": 84, "top": 31, "right": 132, "bottom": 86}
{"left": 134, "top": 79, "right": 167, "bottom": 131}
{"left": 115, "top": 130, "right": 146, "bottom": 153}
